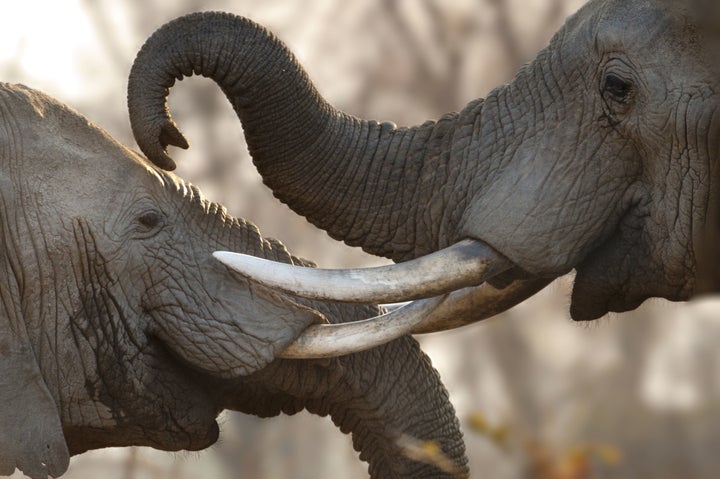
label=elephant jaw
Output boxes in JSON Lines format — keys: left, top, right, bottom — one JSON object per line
{"left": 214, "top": 239, "right": 554, "bottom": 357}
{"left": 569, "top": 230, "right": 698, "bottom": 321}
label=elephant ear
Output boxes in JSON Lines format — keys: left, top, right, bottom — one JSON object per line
{"left": 0, "top": 322, "right": 69, "bottom": 479}
{"left": 0, "top": 181, "right": 68, "bottom": 477}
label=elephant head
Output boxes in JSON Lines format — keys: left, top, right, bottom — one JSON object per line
{"left": 0, "top": 83, "right": 467, "bottom": 478}
{"left": 127, "top": 0, "right": 720, "bottom": 329}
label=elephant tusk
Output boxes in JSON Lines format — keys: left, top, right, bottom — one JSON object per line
{"left": 278, "top": 295, "right": 447, "bottom": 358}
{"left": 409, "top": 277, "right": 554, "bottom": 334}
{"left": 279, "top": 277, "right": 553, "bottom": 358}
{"left": 214, "top": 239, "right": 512, "bottom": 304}
{"left": 215, "top": 239, "right": 544, "bottom": 358}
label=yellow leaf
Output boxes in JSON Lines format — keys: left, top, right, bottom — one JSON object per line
{"left": 593, "top": 444, "right": 622, "bottom": 465}
{"left": 468, "top": 412, "right": 489, "bottom": 433}
{"left": 396, "top": 434, "right": 466, "bottom": 477}
{"left": 490, "top": 426, "right": 509, "bottom": 447}
{"left": 421, "top": 440, "right": 442, "bottom": 456}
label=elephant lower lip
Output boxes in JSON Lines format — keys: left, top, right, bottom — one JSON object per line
{"left": 569, "top": 261, "right": 649, "bottom": 321}
{"left": 568, "top": 263, "right": 617, "bottom": 321}
{"left": 569, "top": 223, "right": 698, "bottom": 321}
{"left": 570, "top": 285, "right": 648, "bottom": 321}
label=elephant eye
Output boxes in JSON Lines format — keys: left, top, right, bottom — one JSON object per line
{"left": 603, "top": 74, "right": 633, "bottom": 102}
{"left": 135, "top": 210, "right": 166, "bottom": 237}
{"left": 138, "top": 211, "right": 162, "bottom": 228}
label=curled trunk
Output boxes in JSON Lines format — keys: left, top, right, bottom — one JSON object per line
{"left": 128, "top": 12, "right": 465, "bottom": 262}
{"left": 212, "top": 304, "right": 468, "bottom": 477}
{"left": 315, "top": 336, "right": 468, "bottom": 478}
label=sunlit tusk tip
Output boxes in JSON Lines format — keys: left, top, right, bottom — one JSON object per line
{"left": 214, "top": 250, "right": 268, "bottom": 272}
{"left": 213, "top": 250, "right": 243, "bottom": 261}
{"left": 214, "top": 251, "right": 229, "bottom": 262}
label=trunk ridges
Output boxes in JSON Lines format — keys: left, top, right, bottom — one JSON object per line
{"left": 303, "top": 335, "right": 468, "bottom": 479}
{"left": 128, "top": 12, "right": 463, "bottom": 262}
{"left": 212, "top": 308, "right": 467, "bottom": 478}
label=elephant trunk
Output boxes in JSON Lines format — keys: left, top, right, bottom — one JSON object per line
{"left": 326, "top": 339, "right": 468, "bottom": 478}
{"left": 128, "top": 12, "right": 464, "bottom": 262}
{"left": 216, "top": 324, "right": 468, "bottom": 478}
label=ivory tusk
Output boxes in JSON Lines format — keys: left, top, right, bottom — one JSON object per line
{"left": 410, "top": 277, "right": 554, "bottom": 334}
{"left": 214, "top": 239, "right": 512, "bottom": 304}
{"left": 279, "top": 277, "right": 554, "bottom": 358}
{"left": 279, "top": 295, "right": 447, "bottom": 358}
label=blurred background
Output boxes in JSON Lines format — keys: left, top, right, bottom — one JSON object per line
{"left": 2, "top": 1, "right": 720, "bottom": 478}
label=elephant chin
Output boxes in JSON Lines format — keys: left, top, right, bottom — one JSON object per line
{"left": 569, "top": 227, "right": 647, "bottom": 321}
{"left": 569, "top": 245, "right": 685, "bottom": 322}
{"left": 570, "top": 266, "right": 642, "bottom": 322}
{"left": 568, "top": 208, "right": 702, "bottom": 321}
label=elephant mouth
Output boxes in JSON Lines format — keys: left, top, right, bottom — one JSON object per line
{"left": 213, "top": 239, "right": 554, "bottom": 357}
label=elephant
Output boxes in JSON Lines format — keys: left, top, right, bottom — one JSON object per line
{"left": 0, "top": 81, "right": 469, "bottom": 479}
{"left": 126, "top": 0, "right": 720, "bottom": 335}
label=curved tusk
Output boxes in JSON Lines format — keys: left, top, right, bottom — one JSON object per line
{"left": 279, "top": 295, "right": 447, "bottom": 359}
{"left": 215, "top": 239, "right": 512, "bottom": 304}
{"left": 279, "top": 277, "right": 553, "bottom": 358}
{"left": 410, "top": 277, "right": 554, "bottom": 334}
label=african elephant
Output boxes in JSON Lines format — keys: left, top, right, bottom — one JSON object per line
{"left": 0, "top": 82, "right": 467, "bottom": 479}
{"left": 127, "top": 0, "right": 720, "bottom": 333}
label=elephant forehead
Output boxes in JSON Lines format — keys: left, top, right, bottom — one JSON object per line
{"left": 0, "top": 83, "right": 164, "bottom": 202}
{"left": 0, "top": 83, "right": 146, "bottom": 166}
{"left": 594, "top": 0, "right": 703, "bottom": 53}
{"left": 0, "top": 83, "right": 97, "bottom": 149}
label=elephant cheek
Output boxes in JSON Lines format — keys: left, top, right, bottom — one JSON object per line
{"left": 461, "top": 183, "right": 618, "bottom": 277}
{"left": 146, "top": 283, "right": 322, "bottom": 378}
{"left": 461, "top": 142, "right": 638, "bottom": 277}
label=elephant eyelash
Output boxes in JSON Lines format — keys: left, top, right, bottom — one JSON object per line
{"left": 600, "top": 72, "right": 636, "bottom": 123}
{"left": 603, "top": 74, "right": 633, "bottom": 101}
{"left": 138, "top": 211, "right": 162, "bottom": 228}
{"left": 134, "top": 210, "right": 166, "bottom": 238}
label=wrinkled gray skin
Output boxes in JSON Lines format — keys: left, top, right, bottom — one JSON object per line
{"left": 0, "top": 84, "right": 467, "bottom": 479}
{"left": 128, "top": 0, "right": 720, "bottom": 323}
